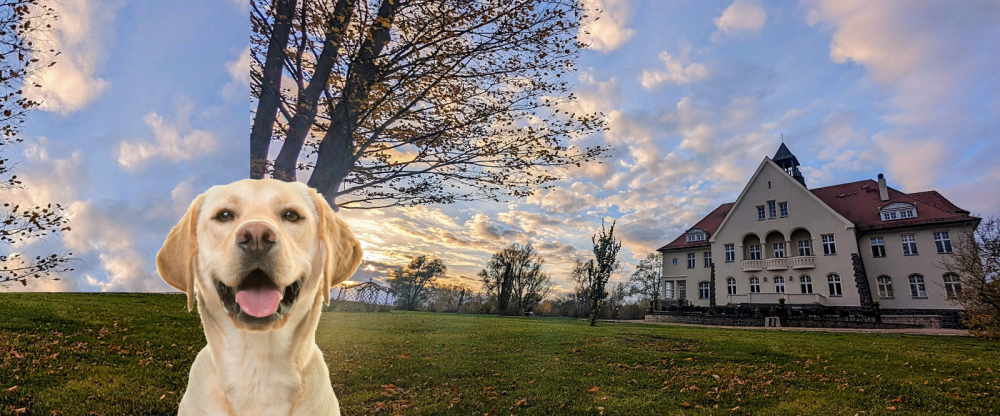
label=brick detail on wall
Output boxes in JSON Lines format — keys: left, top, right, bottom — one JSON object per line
{"left": 851, "top": 253, "right": 875, "bottom": 310}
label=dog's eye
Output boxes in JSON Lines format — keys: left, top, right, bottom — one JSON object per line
{"left": 283, "top": 210, "right": 301, "bottom": 222}
{"left": 214, "top": 210, "right": 234, "bottom": 222}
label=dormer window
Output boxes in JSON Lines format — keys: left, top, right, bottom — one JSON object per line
{"left": 879, "top": 202, "right": 917, "bottom": 222}
{"left": 686, "top": 229, "right": 707, "bottom": 242}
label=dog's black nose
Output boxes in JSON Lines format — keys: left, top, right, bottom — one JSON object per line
{"left": 237, "top": 222, "right": 277, "bottom": 255}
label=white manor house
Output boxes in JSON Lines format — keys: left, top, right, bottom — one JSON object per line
{"left": 656, "top": 144, "right": 978, "bottom": 324}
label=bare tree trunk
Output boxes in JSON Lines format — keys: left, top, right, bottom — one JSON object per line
{"left": 270, "top": 0, "right": 357, "bottom": 182}
{"left": 277, "top": 0, "right": 398, "bottom": 196}
{"left": 251, "top": 0, "right": 298, "bottom": 179}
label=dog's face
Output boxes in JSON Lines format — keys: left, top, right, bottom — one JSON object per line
{"left": 156, "top": 179, "right": 363, "bottom": 332}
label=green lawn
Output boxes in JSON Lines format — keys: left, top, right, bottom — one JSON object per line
{"left": 2, "top": 294, "right": 1000, "bottom": 415}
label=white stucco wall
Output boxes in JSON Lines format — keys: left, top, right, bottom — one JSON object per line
{"left": 660, "top": 247, "right": 713, "bottom": 306}
{"left": 857, "top": 225, "right": 973, "bottom": 310}
{"left": 711, "top": 160, "right": 861, "bottom": 307}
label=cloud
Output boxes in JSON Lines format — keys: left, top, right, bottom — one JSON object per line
{"left": 640, "top": 49, "right": 709, "bottom": 88}
{"left": 221, "top": 45, "right": 251, "bottom": 99}
{"left": 804, "top": 0, "right": 1000, "bottom": 193}
{"left": 63, "top": 200, "right": 172, "bottom": 292}
{"left": 25, "top": 0, "right": 115, "bottom": 114}
{"left": 712, "top": 0, "right": 767, "bottom": 40}
{"left": 116, "top": 105, "right": 220, "bottom": 170}
{"left": 6, "top": 138, "right": 183, "bottom": 293}
{"left": 578, "top": 0, "right": 635, "bottom": 52}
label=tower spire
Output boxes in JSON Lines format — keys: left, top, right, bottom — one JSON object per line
{"left": 773, "top": 142, "right": 806, "bottom": 188}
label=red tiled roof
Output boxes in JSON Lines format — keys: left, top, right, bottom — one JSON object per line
{"left": 657, "top": 203, "right": 734, "bottom": 251}
{"left": 659, "top": 179, "right": 977, "bottom": 251}
{"left": 810, "top": 180, "right": 978, "bottom": 232}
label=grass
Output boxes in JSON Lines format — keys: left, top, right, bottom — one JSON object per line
{"left": 2, "top": 294, "right": 1000, "bottom": 415}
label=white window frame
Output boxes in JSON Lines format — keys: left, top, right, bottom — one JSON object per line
{"left": 687, "top": 253, "right": 696, "bottom": 269}
{"left": 749, "top": 244, "right": 761, "bottom": 260}
{"left": 943, "top": 273, "right": 961, "bottom": 298}
{"left": 870, "top": 237, "right": 886, "bottom": 258}
{"left": 767, "top": 201, "right": 777, "bottom": 219}
{"left": 797, "top": 240, "right": 811, "bottom": 257}
{"left": 877, "top": 275, "right": 894, "bottom": 298}
{"left": 880, "top": 203, "right": 918, "bottom": 222}
{"left": 774, "top": 276, "right": 785, "bottom": 293}
{"left": 934, "top": 232, "right": 952, "bottom": 254}
{"left": 749, "top": 277, "right": 760, "bottom": 293}
{"left": 678, "top": 281, "right": 687, "bottom": 299}
{"left": 727, "top": 278, "right": 737, "bottom": 295}
{"left": 757, "top": 206, "right": 766, "bottom": 221}
{"left": 725, "top": 244, "right": 735, "bottom": 263}
{"left": 686, "top": 230, "right": 706, "bottom": 243}
{"left": 698, "top": 282, "right": 710, "bottom": 299}
{"left": 800, "top": 275, "right": 813, "bottom": 294}
{"left": 822, "top": 234, "right": 837, "bottom": 255}
{"left": 901, "top": 234, "right": 919, "bottom": 256}
{"left": 773, "top": 242, "right": 785, "bottom": 258}
{"left": 908, "top": 274, "right": 927, "bottom": 298}
{"left": 664, "top": 281, "right": 674, "bottom": 299}
{"left": 779, "top": 202, "right": 788, "bottom": 218}
{"left": 704, "top": 252, "right": 712, "bottom": 268}
{"left": 828, "top": 274, "right": 843, "bottom": 297}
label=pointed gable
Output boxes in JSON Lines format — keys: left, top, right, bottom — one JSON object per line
{"left": 709, "top": 157, "right": 853, "bottom": 243}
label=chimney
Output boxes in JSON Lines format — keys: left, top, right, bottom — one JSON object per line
{"left": 877, "top": 173, "right": 889, "bottom": 202}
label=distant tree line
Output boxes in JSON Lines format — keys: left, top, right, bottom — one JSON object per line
{"left": 380, "top": 220, "right": 667, "bottom": 323}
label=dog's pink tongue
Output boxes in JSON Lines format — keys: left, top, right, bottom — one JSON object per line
{"left": 235, "top": 288, "right": 282, "bottom": 318}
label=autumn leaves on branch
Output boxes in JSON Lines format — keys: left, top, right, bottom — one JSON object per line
{"left": 251, "top": 0, "right": 608, "bottom": 208}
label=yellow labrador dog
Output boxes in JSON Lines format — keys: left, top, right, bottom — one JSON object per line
{"left": 157, "top": 179, "right": 363, "bottom": 415}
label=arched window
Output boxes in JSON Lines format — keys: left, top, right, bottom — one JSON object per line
{"left": 876, "top": 276, "right": 894, "bottom": 298}
{"left": 909, "top": 274, "right": 927, "bottom": 298}
{"left": 828, "top": 274, "right": 843, "bottom": 297}
{"left": 727, "top": 278, "right": 737, "bottom": 295}
{"left": 800, "top": 275, "right": 813, "bottom": 294}
{"left": 943, "top": 274, "right": 961, "bottom": 298}
{"left": 749, "top": 277, "right": 760, "bottom": 293}
{"left": 774, "top": 276, "right": 785, "bottom": 293}
{"left": 698, "top": 282, "right": 710, "bottom": 299}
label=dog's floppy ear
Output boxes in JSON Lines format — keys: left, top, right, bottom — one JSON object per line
{"left": 308, "top": 189, "right": 364, "bottom": 305}
{"left": 156, "top": 194, "right": 204, "bottom": 312}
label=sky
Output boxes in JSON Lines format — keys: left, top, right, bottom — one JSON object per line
{"left": 9, "top": 0, "right": 1000, "bottom": 296}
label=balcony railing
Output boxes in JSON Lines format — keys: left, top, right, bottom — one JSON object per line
{"left": 726, "top": 293, "right": 827, "bottom": 305}
{"left": 765, "top": 258, "right": 789, "bottom": 270}
{"left": 741, "top": 259, "right": 763, "bottom": 272}
{"left": 791, "top": 256, "right": 816, "bottom": 269}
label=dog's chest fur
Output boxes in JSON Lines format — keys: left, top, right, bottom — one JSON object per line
{"left": 216, "top": 331, "right": 302, "bottom": 414}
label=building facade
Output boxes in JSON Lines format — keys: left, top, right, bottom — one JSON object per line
{"left": 657, "top": 144, "right": 978, "bottom": 315}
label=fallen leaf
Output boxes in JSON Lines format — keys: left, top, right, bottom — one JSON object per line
{"left": 681, "top": 402, "right": 691, "bottom": 408}
{"left": 887, "top": 406, "right": 897, "bottom": 411}
{"left": 730, "top": 406, "right": 741, "bottom": 411}
{"left": 588, "top": 386, "right": 600, "bottom": 392}
{"left": 892, "top": 396, "right": 902, "bottom": 403}
{"left": 160, "top": 394, "right": 166, "bottom": 400}
{"left": 515, "top": 398, "right": 527, "bottom": 407}
{"left": 5, "top": 385, "right": 18, "bottom": 392}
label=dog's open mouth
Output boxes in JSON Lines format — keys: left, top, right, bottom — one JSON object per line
{"left": 215, "top": 269, "right": 301, "bottom": 324}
